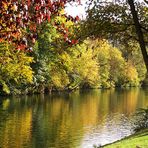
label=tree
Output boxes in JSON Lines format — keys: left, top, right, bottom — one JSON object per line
{"left": 81, "top": 0, "right": 148, "bottom": 73}
{"left": 0, "top": 0, "right": 79, "bottom": 50}
{"left": 31, "top": 11, "right": 80, "bottom": 93}
{"left": 0, "top": 41, "right": 33, "bottom": 94}
{"left": 86, "top": 39, "right": 139, "bottom": 88}
{"left": 0, "top": 1, "right": 80, "bottom": 94}
{"left": 32, "top": 20, "right": 99, "bottom": 92}
{"left": 127, "top": 0, "right": 148, "bottom": 72}
{"left": 70, "top": 42, "right": 99, "bottom": 89}
{"left": 120, "top": 41, "right": 147, "bottom": 82}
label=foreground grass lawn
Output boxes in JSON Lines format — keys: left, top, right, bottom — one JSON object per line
{"left": 104, "top": 129, "right": 148, "bottom": 148}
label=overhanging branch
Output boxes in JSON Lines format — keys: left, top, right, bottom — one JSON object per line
{"left": 144, "top": 0, "right": 148, "bottom": 5}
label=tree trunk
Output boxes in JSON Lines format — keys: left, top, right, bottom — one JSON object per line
{"left": 128, "top": 0, "right": 148, "bottom": 73}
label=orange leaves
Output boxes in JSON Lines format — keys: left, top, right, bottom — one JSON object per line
{"left": 17, "top": 44, "right": 26, "bottom": 51}
{"left": 0, "top": 0, "right": 80, "bottom": 51}
{"left": 2, "top": 1, "right": 8, "bottom": 10}
{"left": 29, "top": 24, "right": 37, "bottom": 32}
{"left": 0, "top": 38, "right": 4, "bottom": 43}
{"left": 11, "top": 31, "right": 21, "bottom": 38}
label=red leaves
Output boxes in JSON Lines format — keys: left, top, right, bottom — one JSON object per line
{"left": 78, "top": 0, "right": 81, "bottom": 5}
{"left": 66, "top": 15, "right": 80, "bottom": 22}
{"left": 71, "top": 39, "right": 75, "bottom": 44}
{"left": 35, "top": 5, "right": 40, "bottom": 11}
{"left": 0, "top": 0, "right": 80, "bottom": 49}
{"left": 75, "top": 15, "right": 80, "bottom": 21}
{"left": 16, "top": 17, "right": 21, "bottom": 24}
{"left": 47, "top": 14, "right": 51, "bottom": 22}
{"left": 27, "top": 0, "right": 31, "bottom": 7}
{"left": 71, "top": 39, "right": 78, "bottom": 44}
{"left": 34, "top": 0, "right": 41, "bottom": 4}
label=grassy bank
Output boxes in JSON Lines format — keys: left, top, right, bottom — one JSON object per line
{"left": 103, "top": 129, "right": 148, "bottom": 148}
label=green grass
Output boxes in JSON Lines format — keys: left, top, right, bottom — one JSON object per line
{"left": 103, "top": 129, "right": 148, "bottom": 148}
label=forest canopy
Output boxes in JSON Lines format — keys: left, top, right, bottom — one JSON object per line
{"left": 0, "top": 0, "right": 148, "bottom": 95}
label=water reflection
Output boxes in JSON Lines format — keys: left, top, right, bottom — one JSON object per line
{"left": 0, "top": 88, "right": 148, "bottom": 148}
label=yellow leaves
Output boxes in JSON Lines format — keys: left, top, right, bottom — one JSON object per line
{"left": 125, "top": 62, "right": 139, "bottom": 82}
{"left": 2, "top": 1, "right": 8, "bottom": 10}
{"left": 50, "top": 65, "right": 70, "bottom": 89}
{"left": 2, "top": 82, "right": 10, "bottom": 94}
{"left": 0, "top": 42, "right": 34, "bottom": 93}
{"left": 109, "top": 47, "right": 125, "bottom": 74}
{"left": 94, "top": 40, "right": 111, "bottom": 61}
{"left": 72, "top": 44, "right": 99, "bottom": 85}
{"left": 4, "top": 62, "right": 33, "bottom": 84}
{"left": 59, "top": 52, "right": 73, "bottom": 72}
{"left": 12, "top": 4, "right": 18, "bottom": 12}
{"left": 82, "top": 39, "right": 140, "bottom": 87}
{"left": 0, "top": 19, "right": 2, "bottom": 25}
{"left": 54, "top": 11, "right": 75, "bottom": 28}
{"left": 59, "top": 9, "right": 65, "bottom": 15}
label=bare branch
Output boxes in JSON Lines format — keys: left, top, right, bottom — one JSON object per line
{"left": 144, "top": 0, "right": 148, "bottom": 5}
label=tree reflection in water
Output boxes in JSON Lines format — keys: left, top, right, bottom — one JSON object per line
{"left": 0, "top": 88, "right": 148, "bottom": 148}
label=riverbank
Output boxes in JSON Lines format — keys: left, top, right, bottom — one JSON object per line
{"left": 102, "top": 129, "right": 148, "bottom": 148}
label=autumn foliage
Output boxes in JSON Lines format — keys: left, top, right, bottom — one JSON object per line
{"left": 0, "top": 0, "right": 80, "bottom": 50}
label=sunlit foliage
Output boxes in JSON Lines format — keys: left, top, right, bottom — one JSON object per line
{"left": 0, "top": 42, "right": 33, "bottom": 94}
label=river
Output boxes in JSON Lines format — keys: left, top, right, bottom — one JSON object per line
{"left": 0, "top": 88, "right": 148, "bottom": 148}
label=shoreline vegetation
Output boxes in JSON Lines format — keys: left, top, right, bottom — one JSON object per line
{"left": 0, "top": 34, "right": 147, "bottom": 96}
{"left": 0, "top": 85, "right": 148, "bottom": 97}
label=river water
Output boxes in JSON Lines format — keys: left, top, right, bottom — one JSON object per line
{"left": 0, "top": 88, "right": 148, "bottom": 148}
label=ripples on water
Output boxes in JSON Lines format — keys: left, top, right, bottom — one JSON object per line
{"left": 81, "top": 113, "right": 135, "bottom": 147}
{"left": 0, "top": 88, "right": 148, "bottom": 148}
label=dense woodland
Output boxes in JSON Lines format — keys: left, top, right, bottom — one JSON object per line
{"left": 0, "top": 0, "right": 148, "bottom": 95}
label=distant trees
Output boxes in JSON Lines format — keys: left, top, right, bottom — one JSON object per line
{"left": 86, "top": 40, "right": 140, "bottom": 88}
{"left": 82, "top": 0, "right": 148, "bottom": 73}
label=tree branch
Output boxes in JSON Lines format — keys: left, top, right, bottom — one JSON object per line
{"left": 144, "top": 0, "right": 148, "bottom": 5}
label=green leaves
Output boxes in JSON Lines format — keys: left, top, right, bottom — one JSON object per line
{"left": 0, "top": 42, "right": 33, "bottom": 94}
